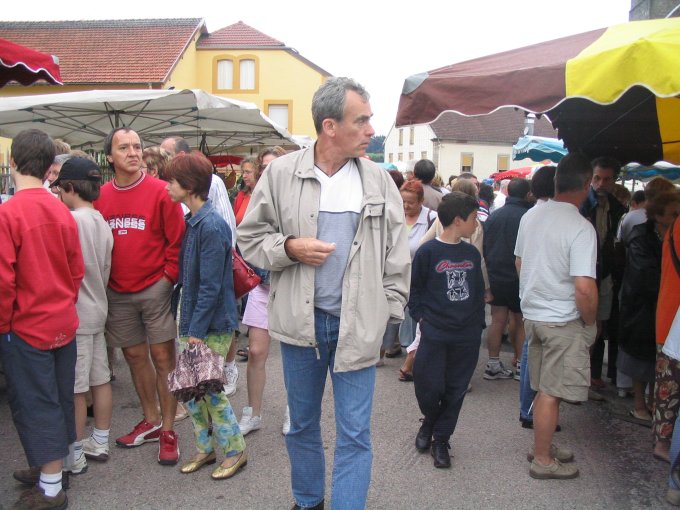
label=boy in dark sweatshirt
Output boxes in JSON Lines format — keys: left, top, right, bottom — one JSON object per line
{"left": 409, "top": 191, "right": 486, "bottom": 469}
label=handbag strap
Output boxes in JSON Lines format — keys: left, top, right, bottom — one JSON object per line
{"left": 670, "top": 218, "right": 680, "bottom": 277}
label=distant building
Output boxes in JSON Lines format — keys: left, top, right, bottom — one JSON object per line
{"left": 630, "top": 0, "right": 680, "bottom": 20}
{"left": 384, "top": 109, "right": 556, "bottom": 180}
{"left": 0, "top": 19, "right": 330, "bottom": 153}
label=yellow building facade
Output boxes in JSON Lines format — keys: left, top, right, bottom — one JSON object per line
{"left": 0, "top": 19, "right": 331, "bottom": 162}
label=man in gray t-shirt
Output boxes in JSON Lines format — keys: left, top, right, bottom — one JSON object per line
{"left": 515, "top": 153, "right": 598, "bottom": 481}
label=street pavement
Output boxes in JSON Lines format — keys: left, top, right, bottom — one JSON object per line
{"left": 0, "top": 327, "right": 673, "bottom": 509}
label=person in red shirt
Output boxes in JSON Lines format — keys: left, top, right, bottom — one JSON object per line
{"left": 0, "top": 129, "right": 84, "bottom": 509}
{"left": 94, "top": 128, "right": 185, "bottom": 465}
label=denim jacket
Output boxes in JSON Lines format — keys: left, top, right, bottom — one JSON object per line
{"left": 177, "top": 199, "right": 238, "bottom": 339}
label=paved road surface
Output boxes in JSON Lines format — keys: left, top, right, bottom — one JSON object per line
{"left": 0, "top": 329, "right": 672, "bottom": 509}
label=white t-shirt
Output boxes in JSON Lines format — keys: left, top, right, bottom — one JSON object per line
{"left": 72, "top": 207, "right": 114, "bottom": 334}
{"left": 514, "top": 199, "right": 597, "bottom": 322}
{"left": 491, "top": 192, "right": 506, "bottom": 212}
{"left": 313, "top": 160, "right": 362, "bottom": 316}
{"left": 617, "top": 207, "right": 646, "bottom": 243}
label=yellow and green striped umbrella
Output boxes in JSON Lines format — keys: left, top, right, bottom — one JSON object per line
{"left": 396, "top": 18, "right": 680, "bottom": 165}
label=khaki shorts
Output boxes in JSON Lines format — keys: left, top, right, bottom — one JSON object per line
{"left": 526, "top": 318, "right": 597, "bottom": 402}
{"left": 74, "top": 331, "right": 110, "bottom": 393}
{"left": 105, "top": 277, "right": 177, "bottom": 349}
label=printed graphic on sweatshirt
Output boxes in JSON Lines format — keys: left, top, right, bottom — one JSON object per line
{"left": 436, "top": 259, "right": 473, "bottom": 302}
{"left": 105, "top": 214, "right": 146, "bottom": 235}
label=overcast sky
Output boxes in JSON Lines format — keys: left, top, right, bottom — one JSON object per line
{"left": 5, "top": 0, "right": 632, "bottom": 135}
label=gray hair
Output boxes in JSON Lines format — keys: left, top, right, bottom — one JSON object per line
{"left": 311, "top": 77, "right": 369, "bottom": 134}
{"left": 53, "top": 153, "right": 72, "bottom": 165}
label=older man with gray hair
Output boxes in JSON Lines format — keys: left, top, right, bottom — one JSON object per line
{"left": 238, "top": 77, "right": 411, "bottom": 510}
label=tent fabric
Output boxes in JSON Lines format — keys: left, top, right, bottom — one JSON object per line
{"left": 0, "top": 88, "right": 295, "bottom": 152}
{"left": 512, "top": 136, "right": 566, "bottom": 163}
{"left": 396, "top": 18, "right": 680, "bottom": 166}
{"left": 0, "top": 37, "right": 62, "bottom": 87}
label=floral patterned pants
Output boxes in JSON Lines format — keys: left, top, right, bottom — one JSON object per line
{"left": 180, "top": 333, "right": 245, "bottom": 457}
{"left": 654, "top": 346, "right": 680, "bottom": 445}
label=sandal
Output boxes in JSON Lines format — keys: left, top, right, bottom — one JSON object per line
{"left": 237, "top": 346, "right": 249, "bottom": 360}
{"left": 398, "top": 368, "right": 413, "bottom": 382}
{"left": 629, "top": 409, "right": 652, "bottom": 422}
{"left": 385, "top": 346, "right": 403, "bottom": 358}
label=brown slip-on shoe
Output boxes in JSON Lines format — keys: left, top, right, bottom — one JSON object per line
{"left": 529, "top": 459, "right": 579, "bottom": 480}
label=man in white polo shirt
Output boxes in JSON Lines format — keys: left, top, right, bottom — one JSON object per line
{"left": 515, "top": 153, "right": 598, "bottom": 480}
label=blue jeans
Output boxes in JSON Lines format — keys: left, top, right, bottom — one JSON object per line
{"left": 399, "top": 306, "right": 417, "bottom": 347}
{"left": 281, "top": 308, "right": 376, "bottom": 510}
{"left": 519, "top": 338, "right": 536, "bottom": 422}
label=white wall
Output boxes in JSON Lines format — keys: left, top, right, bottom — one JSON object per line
{"left": 386, "top": 124, "right": 540, "bottom": 181}
{"left": 436, "top": 141, "right": 538, "bottom": 181}
{"left": 384, "top": 123, "right": 434, "bottom": 165}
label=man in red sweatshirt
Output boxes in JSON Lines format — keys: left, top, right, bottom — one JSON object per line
{"left": 0, "top": 129, "right": 84, "bottom": 509}
{"left": 94, "top": 127, "right": 185, "bottom": 465}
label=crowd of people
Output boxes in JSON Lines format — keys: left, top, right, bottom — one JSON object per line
{"left": 0, "top": 76, "right": 679, "bottom": 510}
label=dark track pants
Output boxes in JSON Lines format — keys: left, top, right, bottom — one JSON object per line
{"left": 413, "top": 322, "right": 481, "bottom": 441}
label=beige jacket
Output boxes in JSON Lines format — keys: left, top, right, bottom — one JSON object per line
{"left": 237, "top": 144, "right": 411, "bottom": 372}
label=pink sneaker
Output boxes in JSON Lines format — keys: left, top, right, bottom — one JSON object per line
{"left": 115, "top": 419, "right": 162, "bottom": 448}
{"left": 158, "top": 430, "right": 180, "bottom": 465}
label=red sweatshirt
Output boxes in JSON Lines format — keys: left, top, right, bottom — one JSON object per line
{"left": 94, "top": 173, "right": 185, "bottom": 293}
{"left": 0, "top": 188, "right": 84, "bottom": 350}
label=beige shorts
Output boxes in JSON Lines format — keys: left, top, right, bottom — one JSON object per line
{"left": 526, "top": 318, "right": 597, "bottom": 402}
{"left": 74, "top": 331, "right": 110, "bottom": 393}
{"left": 105, "top": 277, "right": 177, "bottom": 349}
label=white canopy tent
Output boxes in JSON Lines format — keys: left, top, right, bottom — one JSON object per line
{"left": 0, "top": 88, "right": 298, "bottom": 153}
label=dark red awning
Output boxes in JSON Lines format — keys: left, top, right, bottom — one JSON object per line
{"left": 0, "top": 37, "right": 62, "bottom": 88}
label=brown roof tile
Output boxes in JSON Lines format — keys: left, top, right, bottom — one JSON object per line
{"left": 0, "top": 19, "right": 204, "bottom": 85}
{"left": 197, "top": 21, "right": 284, "bottom": 48}
{"left": 430, "top": 108, "right": 556, "bottom": 143}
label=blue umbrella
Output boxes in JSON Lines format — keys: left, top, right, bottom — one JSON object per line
{"left": 512, "top": 136, "right": 567, "bottom": 163}
{"left": 381, "top": 162, "right": 398, "bottom": 171}
{"left": 621, "top": 162, "right": 680, "bottom": 182}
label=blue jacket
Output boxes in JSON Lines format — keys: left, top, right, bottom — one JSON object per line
{"left": 177, "top": 199, "right": 238, "bottom": 339}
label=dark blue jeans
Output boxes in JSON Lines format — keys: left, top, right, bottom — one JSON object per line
{"left": 0, "top": 332, "right": 76, "bottom": 467}
{"left": 413, "top": 322, "right": 481, "bottom": 441}
{"left": 281, "top": 308, "right": 376, "bottom": 510}
{"left": 519, "top": 338, "right": 536, "bottom": 422}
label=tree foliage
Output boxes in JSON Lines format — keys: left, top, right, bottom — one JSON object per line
{"left": 367, "top": 135, "right": 385, "bottom": 154}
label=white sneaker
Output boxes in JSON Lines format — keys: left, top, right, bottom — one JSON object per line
{"left": 82, "top": 436, "right": 110, "bottom": 462}
{"left": 238, "top": 406, "right": 262, "bottom": 435}
{"left": 514, "top": 360, "right": 521, "bottom": 381}
{"left": 223, "top": 363, "right": 239, "bottom": 396}
{"left": 282, "top": 406, "right": 290, "bottom": 435}
{"left": 64, "top": 452, "right": 88, "bottom": 475}
{"left": 483, "top": 362, "right": 514, "bottom": 380}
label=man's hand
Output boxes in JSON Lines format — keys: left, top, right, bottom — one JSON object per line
{"left": 484, "top": 288, "right": 494, "bottom": 303}
{"left": 284, "top": 237, "right": 336, "bottom": 266}
{"left": 188, "top": 336, "right": 203, "bottom": 345}
{"left": 574, "top": 276, "right": 598, "bottom": 326}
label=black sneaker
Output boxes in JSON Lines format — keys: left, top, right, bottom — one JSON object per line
{"left": 291, "top": 501, "right": 324, "bottom": 510}
{"left": 431, "top": 439, "right": 452, "bottom": 469}
{"left": 415, "top": 418, "right": 432, "bottom": 452}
